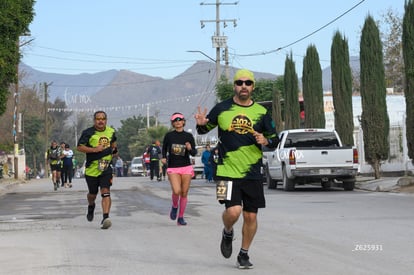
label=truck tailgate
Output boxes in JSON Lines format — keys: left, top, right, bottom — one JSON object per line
{"left": 294, "top": 147, "right": 355, "bottom": 168}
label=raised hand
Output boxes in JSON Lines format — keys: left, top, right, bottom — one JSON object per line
{"left": 194, "top": 106, "right": 209, "bottom": 126}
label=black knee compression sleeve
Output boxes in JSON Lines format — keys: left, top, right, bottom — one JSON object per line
{"left": 101, "top": 192, "right": 110, "bottom": 198}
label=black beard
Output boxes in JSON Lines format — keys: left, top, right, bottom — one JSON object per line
{"left": 236, "top": 91, "right": 250, "bottom": 101}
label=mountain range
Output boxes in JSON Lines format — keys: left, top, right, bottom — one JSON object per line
{"left": 19, "top": 58, "right": 359, "bottom": 129}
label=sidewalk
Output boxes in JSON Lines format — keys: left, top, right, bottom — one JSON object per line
{"left": 355, "top": 175, "right": 414, "bottom": 192}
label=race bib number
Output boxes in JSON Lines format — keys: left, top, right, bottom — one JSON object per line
{"left": 98, "top": 159, "right": 110, "bottom": 171}
{"left": 216, "top": 181, "right": 232, "bottom": 201}
{"left": 171, "top": 144, "right": 186, "bottom": 156}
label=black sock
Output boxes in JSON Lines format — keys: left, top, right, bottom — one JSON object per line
{"left": 103, "top": 213, "right": 109, "bottom": 220}
{"left": 239, "top": 248, "right": 248, "bottom": 256}
{"left": 223, "top": 228, "right": 233, "bottom": 237}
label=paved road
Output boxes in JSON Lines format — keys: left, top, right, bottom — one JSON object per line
{"left": 1, "top": 176, "right": 414, "bottom": 275}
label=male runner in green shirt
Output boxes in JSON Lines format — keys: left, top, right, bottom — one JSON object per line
{"left": 77, "top": 111, "right": 118, "bottom": 229}
{"left": 195, "top": 69, "right": 279, "bottom": 269}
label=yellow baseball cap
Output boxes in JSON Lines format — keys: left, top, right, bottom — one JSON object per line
{"left": 233, "top": 69, "right": 255, "bottom": 83}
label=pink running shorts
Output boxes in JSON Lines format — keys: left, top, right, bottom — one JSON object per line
{"left": 167, "top": 165, "right": 194, "bottom": 177}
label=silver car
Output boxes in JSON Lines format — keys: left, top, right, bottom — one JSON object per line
{"left": 130, "top": 157, "right": 144, "bottom": 176}
{"left": 190, "top": 146, "right": 205, "bottom": 179}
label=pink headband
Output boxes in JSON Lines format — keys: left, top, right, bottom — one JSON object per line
{"left": 170, "top": 113, "right": 185, "bottom": 121}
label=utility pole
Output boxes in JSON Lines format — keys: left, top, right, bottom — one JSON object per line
{"left": 200, "top": 0, "right": 237, "bottom": 82}
{"left": 43, "top": 82, "right": 52, "bottom": 178}
{"left": 13, "top": 58, "right": 19, "bottom": 179}
{"left": 13, "top": 36, "right": 34, "bottom": 179}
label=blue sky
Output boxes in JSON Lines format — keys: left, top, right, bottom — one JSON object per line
{"left": 21, "top": 0, "right": 404, "bottom": 79}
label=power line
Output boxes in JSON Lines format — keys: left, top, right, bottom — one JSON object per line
{"left": 26, "top": 62, "right": 195, "bottom": 74}
{"left": 35, "top": 45, "right": 193, "bottom": 63}
{"left": 232, "top": 0, "right": 366, "bottom": 58}
{"left": 24, "top": 45, "right": 198, "bottom": 74}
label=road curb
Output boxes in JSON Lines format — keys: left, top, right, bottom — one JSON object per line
{"left": 355, "top": 176, "right": 414, "bottom": 192}
{"left": 0, "top": 179, "right": 25, "bottom": 196}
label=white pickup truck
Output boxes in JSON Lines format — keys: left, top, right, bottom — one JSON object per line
{"left": 263, "top": 128, "right": 358, "bottom": 191}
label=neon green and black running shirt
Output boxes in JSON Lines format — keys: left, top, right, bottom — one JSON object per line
{"left": 78, "top": 126, "right": 117, "bottom": 177}
{"left": 196, "top": 98, "right": 279, "bottom": 180}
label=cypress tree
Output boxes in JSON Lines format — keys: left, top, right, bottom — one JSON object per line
{"left": 302, "top": 45, "right": 325, "bottom": 128}
{"left": 272, "top": 87, "right": 283, "bottom": 133}
{"left": 283, "top": 53, "right": 300, "bottom": 129}
{"left": 402, "top": 0, "right": 414, "bottom": 163}
{"left": 360, "top": 15, "right": 390, "bottom": 178}
{"left": 331, "top": 31, "right": 354, "bottom": 145}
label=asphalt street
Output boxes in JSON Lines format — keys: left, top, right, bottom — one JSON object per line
{"left": 1, "top": 175, "right": 414, "bottom": 275}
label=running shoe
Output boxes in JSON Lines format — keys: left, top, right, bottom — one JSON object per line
{"left": 237, "top": 253, "right": 253, "bottom": 269}
{"left": 53, "top": 182, "right": 57, "bottom": 191}
{"left": 170, "top": 206, "right": 178, "bottom": 220}
{"left": 101, "top": 218, "right": 112, "bottom": 229}
{"left": 86, "top": 204, "right": 95, "bottom": 222}
{"left": 220, "top": 229, "right": 233, "bottom": 258}
{"left": 177, "top": 217, "right": 187, "bottom": 226}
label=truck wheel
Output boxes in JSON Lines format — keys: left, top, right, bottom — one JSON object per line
{"left": 343, "top": 179, "right": 355, "bottom": 191}
{"left": 266, "top": 165, "right": 277, "bottom": 189}
{"left": 282, "top": 167, "right": 295, "bottom": 191}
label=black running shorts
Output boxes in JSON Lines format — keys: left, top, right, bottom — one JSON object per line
{"left": 85, "top": 173, "right": 112, "bottom": 195}
{"left": 223, "top": 179, "right": 265, "bottom": 213}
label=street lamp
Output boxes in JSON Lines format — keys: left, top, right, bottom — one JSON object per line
{"left": 187, "top": 50, "right": 220, "bottom": 83}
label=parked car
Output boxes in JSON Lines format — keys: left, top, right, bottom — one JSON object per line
{"left": 190, "top": 146, "right": 205, "bottom": 179}
{"left": 130, "top": 157, "right": 144, "bottom": 176}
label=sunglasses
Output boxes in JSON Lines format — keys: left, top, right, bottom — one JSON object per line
{"left": 234, "top": 80, "right": 254, "bottom": 86}
{"left": 95, "top": 117, "right": 107, "bottom": 121}
{"left": 172, "top": 117, "right": 184, "bottom": 122}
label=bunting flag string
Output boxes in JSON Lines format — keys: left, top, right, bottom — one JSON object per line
{"left": 47, "top": 90, "right": 214, "bottom": 113}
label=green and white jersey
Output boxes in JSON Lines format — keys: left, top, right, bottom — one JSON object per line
{"left": 197, "top": 98, "right": 278, "bottom": 180}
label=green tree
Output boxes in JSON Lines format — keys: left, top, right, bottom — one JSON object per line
{"left": 360, "top": 15, "right": 390, "bottom": 178}
{"left": 116, "top": 115, "right": 148, "bottom": 160}
{"left": 115, "top": 114, "right": 169, "bottom": 160}
{"left": 48, "top": 98, "right": 71, "bottom": 143}
{"left": 253, "top": 79, "right": 277, "bottom": 102}
{"left": 22, "top": 115, "right": 43, "bottom": 173}
{"left": 0, "top": 0, "right": 35, "bottom": 115}
{"left": 126, "top": 125, "right": 169, "bottom": 157}
{"left": 216, "top": 78, "right": 278, "bottom": 102}
{"left": 402, "top": 0, "right": 414, "bottom": 163}
{"left": 283, "top": 53, "right": 300, "bottom": 130}
{"left": 272, "top": 86, "right": 283, "bottom": 133}
{"left": 215, "top": 78, "right": 233, "bottom": 101}
{"left": 272, "top": 76, "right": 284, "bottom": 133}
{"left": 302, "top": 45, "right": 325, "bottom": 128}
{"left": 0, "top": 84, "right": 47, "bottom": 172}
{"left": 331, "top": 31, "right": 354, "bottom": 146}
